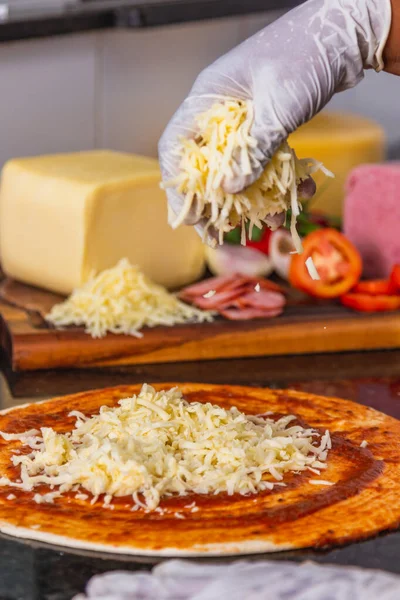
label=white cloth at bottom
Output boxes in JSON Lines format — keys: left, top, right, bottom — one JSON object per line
{"left": 73, "top": 558, "right": 400, "bottom": 600}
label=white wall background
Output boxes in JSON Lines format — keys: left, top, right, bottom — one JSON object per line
{"left": 0, "top": 10, "right": 399, "bottom": 168}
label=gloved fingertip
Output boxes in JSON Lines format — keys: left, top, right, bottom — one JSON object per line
{"left": 222, "top": 175, "right": 249, "bottom": 195}
{"left": 297, "top": 176, "right": 316, "bottom": 199}
{"left": 182, "top": 196, "right": 203, "bottom": 225}
{"left": 221, "top": 165, "right": 263, "bottom": 195}
{"left": 194, "top": 219, "right": 219, "bottom": 246}
{"left": 264, "top": 212, "right": 286, "bottom": 230}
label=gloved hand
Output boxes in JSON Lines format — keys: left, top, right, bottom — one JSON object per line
{"left": 158, "top": 0, "right": 392, "bottom": 235}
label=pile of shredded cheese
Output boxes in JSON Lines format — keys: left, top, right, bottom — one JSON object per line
{"left": 0, "top": 385, "right": 331, "bottom": 511}
{"left": 162, "top": 99, "right": 333, "bottom": 277}
{"left": 46, "top": 259, "right": 213, "bottom": 338}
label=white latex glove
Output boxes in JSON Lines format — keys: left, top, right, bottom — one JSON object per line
{"left": 158, "top": 0, "right": 392, "bottom": 236}
{"left": 75, "top": 559, "right": 400, "bottom": 599}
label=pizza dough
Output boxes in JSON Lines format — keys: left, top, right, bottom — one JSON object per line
{"left": 0, "top": 383, "right": 399, "bottom": 557}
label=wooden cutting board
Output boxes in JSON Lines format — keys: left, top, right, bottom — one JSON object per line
{"left": 0, "top": 278, "right": 400, "bottom": 372}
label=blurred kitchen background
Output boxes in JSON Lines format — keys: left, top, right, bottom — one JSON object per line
{"left": 1, "top": 0, "right": 400, "bottom": 173}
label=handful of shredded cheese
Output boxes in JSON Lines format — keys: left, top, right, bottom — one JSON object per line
{"left": 162, "top": 99, "right": 332, "bottom": 263}
{"left": 46, "top": 259, "right": 213, "bottom": 338}
{"left": 0, "top": 385, "right": 331, "bottom": 511}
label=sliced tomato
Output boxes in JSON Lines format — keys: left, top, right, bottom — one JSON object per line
{"left": 289, "top": 229, "right": 362, "bottom": 299}
{"left": 341, "top": 293, "right": 400, "bottom": 313}
{"left": 352, "top": 268, "right": 400, "bottom": 296}
{"left": 389, "top": 264, "right": 400, "bottom": 294}
{"left": 352, "top": 280, "right": 392, "bottom": 295}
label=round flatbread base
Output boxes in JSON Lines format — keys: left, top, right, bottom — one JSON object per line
{"left": 0, "top": 383, "right": 399, "bottom": 557}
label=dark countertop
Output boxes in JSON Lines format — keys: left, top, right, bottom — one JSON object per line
{"left": 1, "top": 348, "right": 400, "bottom": 599}
{"left": 0, "top": 0, "right": 303, "bottom": 43}
{"left": 4, "top": 349, "right": 400, "bottom": 403}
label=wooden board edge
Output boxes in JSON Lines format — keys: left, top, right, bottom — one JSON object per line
{"left": 9, "top": 312, "right": 400, "bottom": 372}
{"left": 90, "top": 312, "right": 400, "bottom": 368}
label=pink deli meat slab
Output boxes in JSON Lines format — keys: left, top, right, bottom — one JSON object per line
{"left": 344, "top": 163, "right": 400, "bottom": 278}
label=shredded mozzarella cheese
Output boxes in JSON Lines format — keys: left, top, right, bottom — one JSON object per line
{"left": 162, "top": 99, "right": 333, "bottom": 272}
{"left": 46, "top": 258, "right": 213, "bottom": 338}
{"left": 0, "top": 385, "right": 331, "bottom": 511}
{"left": 305, "top": 257, "right": 321, "bottom": 281}
{"left": 309, "top": 480, "right": 334, "bottom": 486}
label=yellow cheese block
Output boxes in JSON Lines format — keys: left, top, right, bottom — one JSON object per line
{"left": 0, "top": 151, "right": 205, "bottom": 295}
{"left": 289, "top": 112, "right": 386, "bottom": 218}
